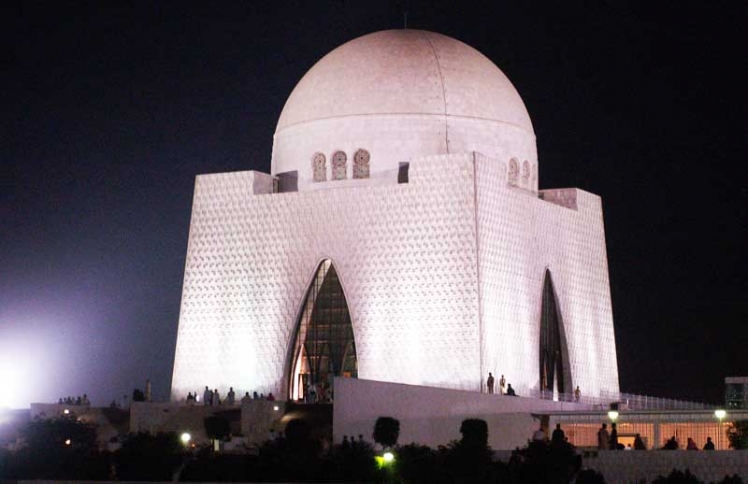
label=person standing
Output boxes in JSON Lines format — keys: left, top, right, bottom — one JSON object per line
{"left": 686, "top": 437, "right": 698, "bottom": 450}
{"left": 532, "top": 426, "right": 546, "bottom": 442}
{"left": 574, "top": 386, "right": 581, "bottom": 402}
{"left": 597, "top": 423, "right": 610, "bottom": 450}
{"left": 203, "top": 386, "right": 211, "bottom": 406}
{"left": 551, "top": 423, "right": 566, "bottom": 446}
{"left": 609, "top": 422, "right": 619, "bottom": 450}
{"left": 499, "top": 374, "right": 506, "bottom": 394}
{"left": 486, "top": 373, "right": 495, "bottom": 394}
{"left": 703, "top": 437, "right": 715, "bottom": 450}
{"left": 145, "top": 379, "right": 152, "bottom": 402}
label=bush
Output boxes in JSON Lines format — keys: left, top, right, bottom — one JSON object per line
{"left": 652, "top": 469, "right": 702, "bottom": 484}
{"left": 395, "top": 443, "right": 441, "bottom": 484}
{"left": 728, "top": 420, "right": 748, "bottom": 450}
{"left": 204, "top": 415, "right": 231, "bottom": 442}
{"left": 718, "top": 476, "right": 745, "bottom": 484}
{"left": 460, "top": 419, "right": 488, "bottom": 448}
{"left": 116, "top": 432, "right": 183, "bottom": 481}
{"left": 3, "top": 417, "right": 108, "bottom": 480}
{"left": 373, "top": 416, "right": 400, "bottom": 448}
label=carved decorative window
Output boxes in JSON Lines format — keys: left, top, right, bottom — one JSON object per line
{"left": 522, "top": 160, "right": 531, "bottom": 186}
{"left": 312, "top": 153, "right": 327, "bottom": 182}
{"left": 531, "top": 163, "right": 537, "bottom": 190}
{"left": 332, "top": 151, "right": 347, "bottom": 180}
{"left": 353, "top": 149, "right": 370, "bottom": 179}
{"left": 508, "top": 158, "right": 519, "bottom": 186}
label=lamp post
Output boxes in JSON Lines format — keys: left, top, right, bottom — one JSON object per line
{"left": 607, "top": 410, "right": 619, "bottom": 422}
{"left": 714, "top": 409, "right": 726, "bottom": 450}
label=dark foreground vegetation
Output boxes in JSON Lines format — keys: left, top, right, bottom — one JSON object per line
{"left": 1, "top": 415, "right": 746, "bottom": 483}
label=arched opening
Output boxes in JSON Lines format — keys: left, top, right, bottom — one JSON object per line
{"left": 353, "top": 149, "right": 370, "bottom": 179}
{"left": 332, "top": 151, "right": 347, "bottom": 180}
{"left": 508, "top": 158, "right": 519, "bottom": 186}
{"left": 522, "top": 160, "right": 531, "bottom": 187}
{"left": 539, "top": 270, "right": 572, "bottom": 399}
{"left": 288, "top": 259, "right": 357, "bottom": 403}
{"left": 312, "top": 152, "right": 327, "bottom": 182}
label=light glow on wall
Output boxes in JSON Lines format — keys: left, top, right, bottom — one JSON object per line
{"left": 0, "top": 349, "right": 41, "bottom": 409}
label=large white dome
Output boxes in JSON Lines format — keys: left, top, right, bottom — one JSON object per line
{"left": 271, "top": 30, "right": 537, "bottom": 186}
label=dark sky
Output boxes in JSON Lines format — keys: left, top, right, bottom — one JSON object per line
{"left": 2, "top": 1, "right": 746, "bottom": 408}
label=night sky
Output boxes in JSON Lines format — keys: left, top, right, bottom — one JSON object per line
{"left": 2, "top": 2, "right": 746, "bottom": 408}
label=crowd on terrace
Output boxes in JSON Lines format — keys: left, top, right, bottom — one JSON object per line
{"left": 183, "top": 386, "right": 276, "bottom": 406}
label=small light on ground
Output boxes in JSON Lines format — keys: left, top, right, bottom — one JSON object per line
{"left": 273, "top": 405, "right": 279, "bottom": 411}
{"left": 63, "top": 409, "right": 70, "bottom": 415}
{"left": 64, "top": 439, "right": 71, "bottom": 445}
{"left": 375, "top": 451, "right": 395, "bottom": 468}
{"left": 180, "top": 432, "right": 191, "bottom": 444}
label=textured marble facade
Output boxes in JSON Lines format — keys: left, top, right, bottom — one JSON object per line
{"left": 171, "top": 152, "right": 619, "bottom": 400}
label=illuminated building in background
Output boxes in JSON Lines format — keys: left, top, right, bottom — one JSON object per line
{"left": 170, "top": 30, "right": 619, "bottom": 401}
{"left": 725, "top": 377, "right": 748, "bottom": 409}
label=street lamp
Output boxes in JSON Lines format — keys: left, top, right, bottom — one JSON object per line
{"left": 715, "top": 409, "right": 726, "bottom": 450}
{"left": 607, "top": 410, "right": 619, "bottom": 422}
{"left": 180, "top": 432, "right": 192, "bottom": 446}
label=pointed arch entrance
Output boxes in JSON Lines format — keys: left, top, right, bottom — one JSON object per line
{"left": 539, "top": 270, "right": 572, "bottom": 398}
{"left": 288, "top": 259, "right": 357, "bottom": 402}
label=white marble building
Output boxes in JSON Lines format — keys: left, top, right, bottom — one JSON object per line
{"left": 171, "top": 30, "right": 619, "bottom": 402}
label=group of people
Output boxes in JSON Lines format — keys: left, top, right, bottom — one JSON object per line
{"left": 302, "top": 380, "right": 333, "bottom": 403}
{"left": 532, "top": 423, "right": 572, "bottom": 447}
{"left": 485, "top": 373, "right": 516, "bottom": 396}
{"left": 597, "top": 422, "right": 638, "bottom": 450}
{"left": 597, "top": 423, "right": 716, "bottom": 451}
{"left": 485, "top": 373, "right": 582, "bottom": 400}
{"left": 185, "top": 386, "right": 275, "bottom": 406}
{"left": 57, "top": 395, "right": 90, "bottom": 406}
{"left": 662, "top": 435, "right": 715, "bottom": 451}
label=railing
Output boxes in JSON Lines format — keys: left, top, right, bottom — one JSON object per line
{"left": 499, "top": 387, "right": 715, "bottom": 411}
{"left": 602, "top": 391, "right": 716, "bottom": 411}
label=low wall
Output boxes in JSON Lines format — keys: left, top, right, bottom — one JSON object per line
{"left": 582, "top": 450, "right": 748, "bottom": 484}
{"left": 130, "top": 401, "right": 282, "bottom": 447}
{"left": 333, "top": 378, "right": 588, "bottom": 450}
{"left": 239, "top": 400, "right": 284, "bottom": 444}
{"left": 30, "top": 403, "right": 128, "bottom": 448}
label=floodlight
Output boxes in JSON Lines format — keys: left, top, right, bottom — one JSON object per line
{"left": 607, "top": 410, "right": 619, "bottom": 421}
{"left": 715, "top": 409, "right": 726, "bottom": 420}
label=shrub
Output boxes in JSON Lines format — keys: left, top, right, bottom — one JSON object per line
{"left": 204, "top": 415, "right": 231, "bottom": 442}
{"left": 652, "top": 469, "right": 701, "bottom": 484}
{"left": 728, "top": 420, "right": 748, "bottom": 450}
{"left": 372, "top": 416, "right": 400, "bottom": 448}
{"left": 460, "top": 418, "right": 488, "bottom": 448}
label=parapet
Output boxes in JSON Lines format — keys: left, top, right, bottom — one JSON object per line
{"left": 538, "top": 188, "right": 579, "bottom": 210}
